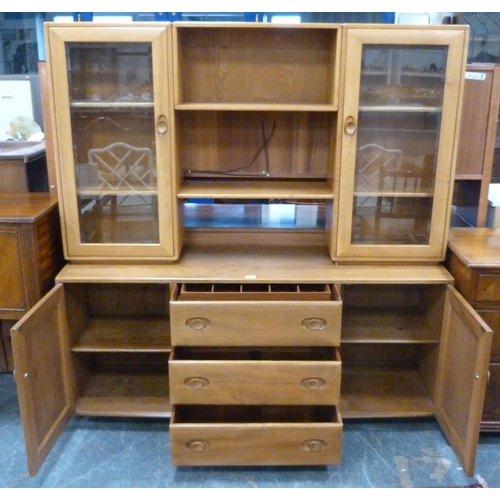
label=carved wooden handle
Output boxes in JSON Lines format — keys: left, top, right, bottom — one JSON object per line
{"left": 185, "top": 317, "right": 211, "bottom": 330}
{"left": 186, "top": 440, "right": 210, "bottom": 452}
{"left": 344, "top": 116, "right": 356, "bottom": 135}
{"left": 184, "top": 377, "right": 210, "bottom": 389}
{"left": 301, "top": 317, "right": 327, "bottom": 330}
{"left": 300, "top": 377, "right": 326, "bottom": 390}
{"left": 301, "top": 439, "right": 327, "bottom": 452}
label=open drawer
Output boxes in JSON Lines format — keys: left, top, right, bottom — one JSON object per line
{"left": 170, "top": 404, "right": 343, "bottom": 466}
{"left": 169, "top": 283, "right": 342, "bottom": 346}
{"left": 169, "top": 346, "right": 341, "bottom": 405}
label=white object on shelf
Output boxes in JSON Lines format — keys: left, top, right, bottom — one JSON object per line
{"left": 487, "top": 184, "right": 500, "bottom": 228}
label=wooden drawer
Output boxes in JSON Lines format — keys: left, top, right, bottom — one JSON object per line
{"left": 475, "top": 272, "right": 500, "bottom": 307}
{"left": 477, "top": 310, "right": 500, "bottom": 362}
{"left": 170, "top": 405, "right": 343, "bottom": 466}
{"left": 169, "top": 283, "right": 342, "bottom": 346}
{"left": 169, "top": 346, "right": 341, "bottom": 405}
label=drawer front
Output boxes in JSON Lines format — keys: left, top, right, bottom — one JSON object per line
{"left": 475, "top": 273, "right": 500, "bottom": 307}
{"left": 170, "top": 298, "right": 342, "bottom": 347}
{"left": 170, "top": 405, "right": 342, "bottom": 466}
{"left": 169, "top": 347, "right": 341, "bottom": 405}
{"left": 478, "top": 310, "right": 500, "bottom": 362}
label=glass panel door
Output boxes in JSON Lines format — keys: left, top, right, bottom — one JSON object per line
{"left": 336, "top": 28, "right": 468, "bottom": 261}
{"left": 353, "top": 44, "right": 446, "bottom": 245}
{"left": 67, "top": 42, "right": 159, "bottom": 244}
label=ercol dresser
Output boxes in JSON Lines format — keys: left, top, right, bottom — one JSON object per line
{"left": 11, "top": 22, "right": 493, "bottom": 477}
{"left": 446, "top": 228, "right": 500, "bottom": 432}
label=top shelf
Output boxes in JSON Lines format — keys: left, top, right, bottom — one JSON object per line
{"left": 174, "top": 25, "right": 340, "bottom": 107}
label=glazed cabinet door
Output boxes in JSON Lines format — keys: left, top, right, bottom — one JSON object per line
{"left": 336, "top": 27, "right": 468, "bottom": 262}
{"left": 45, "top": 24, "right": 180, "bottom": 261}
{"left": 434, "top": 285, "right": 492, "bottom": 477}
{"left": 10, "top": 284, "right": 75, "bottom": 476}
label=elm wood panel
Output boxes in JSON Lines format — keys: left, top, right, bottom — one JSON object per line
{"left": 170, "top": 405, "right": 342, "bottom": 466}
{"left": 169, "top": 346, "right": 341, "bottom": 406}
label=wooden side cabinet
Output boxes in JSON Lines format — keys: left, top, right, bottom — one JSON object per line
{"left": 446, "top": 227, "right": 500, "bottom": 430}
{"left": 0, "top": 193, "right": 64, "bottom": 372}
{"left": 453, "top": 64, "right": 500, "bottom": 227}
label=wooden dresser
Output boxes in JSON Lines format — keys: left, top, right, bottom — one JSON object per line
{"left": 0, "top": 193, "right": 64, "bottom": 372}
{"left": 446, "top": 228, "right": 500, "bottom": 431}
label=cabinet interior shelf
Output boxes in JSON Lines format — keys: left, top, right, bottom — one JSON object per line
{"left": 70, "top": 102, "right": 154, "bottom": 109}
{"left": 175, "top": 103, "right": 338, "bottom": 112}
{"left": 359, "top": 105, "right": 442, "bottom": 113}
{"left": 71, "top": 317, "right": 171, "bottom": 352}
{"left": 75, "top": 371, "right": 171, "bottom": 418}
{"left": 178, "top": 181, "right": 334, "bottom": 200}
{"left": 340, "top": 365, "right": 434, "bottom": 418}
{"left": 341, "top": 310, "right": 440, "bottom": 343}
{"left": 354, "top": 190, "right": 433, "bottom": 198}
{"left": 77, "top": 188, "right": 158, "bottom": 196}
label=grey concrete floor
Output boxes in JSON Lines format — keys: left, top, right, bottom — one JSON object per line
{"left": 1, "top": 373, "right": 499, "bottom": 488}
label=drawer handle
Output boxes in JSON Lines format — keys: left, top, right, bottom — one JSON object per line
{"left": 300, "top": 378, "right": 326, "bottom": 390}
{"left": 186, "top": 440, "right": 210, "bottom": 452}
{"left": 185, "top": 317, "right": 211, "bottom": 330}
{"left": 184, "top": 377, "right": 210, "bottom": 389}
{"left": 301, "top": 439, "right": 327, "bottom": 452}
{"left": 301, "top": 317, "right": 327, "bottom": 331}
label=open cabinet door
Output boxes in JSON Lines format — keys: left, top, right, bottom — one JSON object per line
{"left": 11, "top": 284, "right": 75, "bottom": 476}
{"left": 434, "top": 285, "right": 493, "bottom": 477}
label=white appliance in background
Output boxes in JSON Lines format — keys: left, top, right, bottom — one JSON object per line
{"left": 395, "top": 12, "right": 455, "bottom": 25}
{"left": 0, "top": 74, "right": 42, "bottom": 141}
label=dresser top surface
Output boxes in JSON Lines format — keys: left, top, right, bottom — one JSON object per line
{"left": 448, "top": 228, "right": 500, "bottom": 267}
{"left": 56, "top": 243, "right": 454, "bottom": 284}
{"left": 0, "top": 193, "right": 58, "bottom": 223}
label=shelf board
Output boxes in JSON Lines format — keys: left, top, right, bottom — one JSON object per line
{"left": 178, "top": 180, "right": 334, "bottom": 200}
{"left": 70, "top": 101, "right": 154, "bottom": 109}
{"left": 359, "top": 105, "right": 441, "bottom": 113}
{"left": 354, "top": 190, "right": 434, "bottom": 198}
{"left": 340, "top": 365, "right": 434, "bottom": 418}
{"left": 342, "top": 309, "right": 440, "bottom": 343}
{"left": 75, "top": 371, "right": 171, "bottom": 418}
{"left": 175, "top": 103, "right": 338, "bottom": 112}
{"left": 71, "top": 317, "right": 171, "bottom": 352}
{"left": 77, "top": 186, "right": 158, "bottom": 197}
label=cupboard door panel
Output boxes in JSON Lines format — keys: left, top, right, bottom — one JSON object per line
{"left": 434, "top": 285, "right": 492, "bottom": 477}
{"left": 10, "top": 284, "right": 75, "bottom": 476}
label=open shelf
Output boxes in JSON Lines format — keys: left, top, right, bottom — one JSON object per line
{"left": 340, "top": 365, "right": 434, "bottom": 418}
{"left": 71, "top": 317, "right": 171, "bottom": 352}
{"left": 178, "top": 180, "right": 334, "bottom": 200}
{"left": 75, "top": 370, "right": 171, "bottom": 417}
{"left": 174, "top": 25, "right": 339, "bottom": 106}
